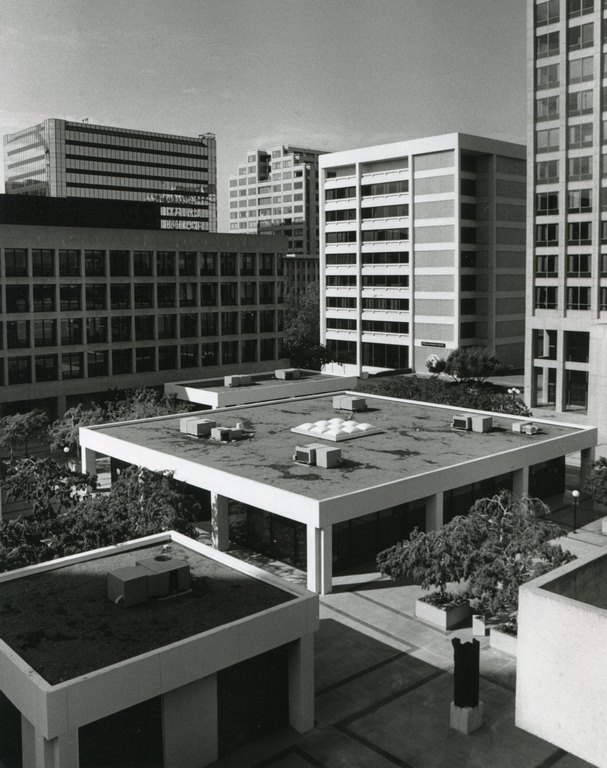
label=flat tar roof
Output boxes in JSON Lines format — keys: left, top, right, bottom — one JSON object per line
{"left": 83, "top": 393, "right": 589, "bottom": 503}
{"left": 0, "top": 541, "right": 293, "bottom": 685}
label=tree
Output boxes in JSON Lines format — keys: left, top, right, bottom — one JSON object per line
{"left": 585, "top": 456, "right": 607, "bottom": 505}
{"left": 283, "top": 283, "right": 330, "bottom": 370}
{"left": 377, "top": 493, "right": 573, "bottom": 616}
{"left": 443, "top": 347, "right": 503, "bottom": 384}
{"left": 0, "top": 410, "right": 49, "bottom": 460}
{"left": 48, "top": 404, "right": 106, "bottom": 457}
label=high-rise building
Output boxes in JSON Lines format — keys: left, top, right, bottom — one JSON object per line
{"left": 228, "top": 145, "right": 324, "bottom": 292}
{"left": 3, "top": 119, "right": 217, "bottom": 231}
{"left": 319, "top": 133, "right": 526, "bottom": 376}
{"left": 526, "top": 0, "right": 607, "bottom": 441}
{"left": 0, "top": 194, "right": 286, "bottom": 417}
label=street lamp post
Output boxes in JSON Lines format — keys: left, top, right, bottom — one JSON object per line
{"left": 572, "top": 489, "right": 580, "bottom": 533}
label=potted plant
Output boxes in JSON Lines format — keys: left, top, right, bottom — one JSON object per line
{"left": 377, "top": 528, "right": 470, "bottom": 630}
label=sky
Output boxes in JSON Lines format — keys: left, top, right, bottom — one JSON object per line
{"left": 0, "top": 0, "right": 527, "bottom": 230}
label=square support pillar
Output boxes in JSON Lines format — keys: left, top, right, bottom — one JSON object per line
{"left": 288, "top": 633, "right": 315, "bottom": 733}
{"left": 425, "top": 493, "right": 443, "bottom": 532}
{"left": 306, "top": 525, "right": 332, "bottom": 594}
{"left": 210, "top": 491, "right": 230, "bottom": 551}
{"left": 22, "top": 716, "right": 79, "bottom": 768}
{"left": 512, "top": 466, "right": 529, "bottom": 498}
{"left": 162, "top": 675, "right": 218, "bottom": 768}
{"left": 580, "top": 447, "right": 595, "bottom": 489}
{"left": 80, "top": 447, "right": 97, "bottom": 478}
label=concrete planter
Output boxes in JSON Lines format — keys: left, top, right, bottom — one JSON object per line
{"left": 472, "top": 614, "right": 489, "bottom": 637}
{"left": 415, "top": 597, "right": 471, "bottom": 630}
{"left": 489, "top": 626, "right": 517, "bottom": 656}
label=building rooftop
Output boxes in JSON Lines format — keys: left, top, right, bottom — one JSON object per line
{"left": 83, "top": 393, "right": 587, "bottom": 503}
{"left": 0, "top": 539, "right": 294, "bottom": 685}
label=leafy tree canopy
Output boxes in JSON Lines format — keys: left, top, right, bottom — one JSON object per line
{"left": 585, "top": 456, "right": 607, "bottom": 506}
{"left": 283, "top": 283, "right": 330, "bottom": 370}
{"left": 0, "top": 410, "right": 49, "bottom": 459}
{"left": 443, "top": 347, "right": 504, "bottom": 383}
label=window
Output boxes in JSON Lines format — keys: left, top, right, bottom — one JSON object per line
{"left": 156, "top": 251, "right": 175, "bottom": 276}
{"left": 112, "top": 349, "right": 132, "bottom": 375}
{"left": 567, "top": 286, "right": 591, "bottom": 309}
{"left": 32, "top": 249, "right": 54, "bottom": 277}
{"left": 8, "top": 357, "right": 31, "bottom": 385}
{"left": 361, "top": 205, "right": 408, "bottom": 219}
{"left": 158, "top": 346, "right": 177, "bottom": 370}
{"left": 536, "top": 253, "right": 558, "bottom": 276}
{"left": 59, "top": 249, "right": 80, "bottom": 276}
{"left": 135, "top": 316, "right": 154, "bottom": 340}
{"left": 535, "top": 286, "right": 558, "bottom": 309}
{"left": 87, "top": 350, "right": 108, "bottom": 377}
{"left": 326, "top": 208, "right": 357, "bottom": 222}
{"left": 568, "top": 123, "right": 593, "bottom": 148}
{"left": 568, "top": 155, "right": 592, "bottom": 180}
{"left": 157, "top": 284, "right": 176, "bottom": 308}
{"left": 537, "top": 128, "right": 559, "bottom": 152}
{"left": 537, "top": 63, "right": 559, "bottom": 90}
{"left": 220, "top": 252, "right": 237, "bottom": 275}
{"left": 601, "top": 286, "right": 607, "bottom": 310}
{"left": 222, "top": 340, "right": 238, "bottom": 365}
{"left": 361, "top": 274, "right": 409, "bottom": 287}
{"left": 568, "top": 189, "right": 592, "bottom": 212}
{"left": 326, "top": 231, "right": 357, "bottom": 244}
{"left": 325, "top": 186, "right": 356, "bottom": 201}
{"left": 221, "top": 312, "right": 238, "bottom": 335}
{"left": 86, "top": 317, "right": 107, "bottom": 344}
{"left": 567, "top": 252, "right": 591, "bottom": 276}
{"left": 536, "top": 31, "right": 559, "bottom": 58}
{"left": 536, "top": 191, "right": 559, "bottom": 215}
{"left": 33, "top": 285, "right": 55, "bottom": 312}
{"left": 536, "top": 159, "right": 559, "bottom": 182}
{"left": 259, "top": 283, "right": 275, "bottom": 304}
{"left": 179, "top": 283, "right": 197, "bottom": 307}
{"left": 240, "top": 282, "right": 256, "bottom": 305}
{"left": 361, "top": 320, "right": 409, "bottom": 334}
{"left": 567, "top": 90, "right": 593, "bottom": 115}
{"left": 536, "top": 0, "right": 559, "bottom": 24}
{"left": 240, "top": 252, "right": 256, "bottom": 275}
{"left": 536, "top": 223, "right": 559, "bottom": 246}
{"left": 601, "top": 252, "right": 607, "bottom": 274}
{"left": 133, "top": 251, "right": 152, "bottom": 276}
{"left": 601, "top": 221, "right": 607, "bottom": 242}
{"left": 200, "top": 283, "right": 218, "bottom": 305}
{"left": 86, "top": 285, "right": 106, "bottom": 310}
{"left": 4, "top": 248, "right": 28, "bottom": 277}
{"left": 110, "top": 251, "right": 130, "bottom": 276}
{"left": 61, "top": 352, "right": 83, "bottom": 380}
{"left": 201, "top": 342, "right": 218, "bottom": 366}
{"left": 241, "top": 339, "right": 257, "bottom": 363}
{"left": 7, "top": 321, "right": 30, "bottom": 349}
{"left": 362, "top": 297, "right": 409, "bottom": 310}
{"left": 568, "top": 23, "right": 594, "bottom": 49}
{"left": 157, "top": 315, "right": 176, "bottom": 339}
{"left": 568, "top": 221, "right": 592, "bottom": 244}
{"left": 6, "top": 286, "right": 29, "bottom": 313}
{"left": 136, "top": 348, "right": 155, "bottom": 373}
{"left": 61, "top": 319, "right": 82, "bottom": 345}
{"left": 536, "top": 96, "right": 559, "bottom": 122}
{"left": 85, "top": 250, "right": 105, "bottom": 276}
{"left": 110, "top": 284, "right": 131, "bottom": 310}
{"left": 111, "top": 316, "right": 131, "bottom": 342}
{"left": 179, "top": 344, "right": 198, "bottom": 369}
{"left": 461, "top": 274, "right": 477, "bottom": 291}
{"left": 179, "top": 252, "right": 196, "bottom": 276}
{"left": 533, "top": 329, "right": 557, "bottom": 359}
{"left": 34, "top": 319, "right": 56, "bottom": 347}
{"left": 327, "top": 318, "right": 357, "bottom": 331}
{"left": 361, "top": 229, "right": 409, "bottom": 242}
{"left": 180, "top": 313, "right": 198, "bottom": 338}
{"left": 134, "top": 284, "right": 153, "bottom": 308}
{"left": 260, "top": 338, "right": 275, "bottom": 360}
{"left": 568, "top": 0, "right": 594, "bottom": 17}
{"left": 35, "top": 355, "right": 58, "bottom": 382}
{"left": 200, "top": 313, "right": 218, "bottom": 335}
{"left": 60, "top": 284, "right": 81, "bottom": 312}
{"left": 259, "top": 253, "right": 274, "bottom": 275}
{"left": 220, "top": 283, "right": 237, "bottom": 306}
{"left": 568, "top": 56, "right": 593, "bottom": 83}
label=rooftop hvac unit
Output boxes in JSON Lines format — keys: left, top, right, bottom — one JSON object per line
{"left": 179, "top": 417, "right": 216, "bottom": 437}
{"left": 275, "top": 368, "right": 301, "bottom": 380}
{"left": 332, "top": 395, "right": 367, "bottom": 412}
{"left": 224, "top": 374, "right": 252, "bottom": 388}
{"left": 315, "top": 445, "right": 341, "bottom": 468}
{"left": 520, "top": 422, "right": 540, "bottom": 436}
{"left": 136, "top": 555, "right": 191, "bottom": 597}
{"left": 471, "top": 415, "right": 493, "bottom": 433}
{"left": 210, "top": 426, "right": 232, "bottom": 442}
{"left": 452, "top": 415, "right": 472, "bottom": 431}
{"left": 293, "top": 445, "right": 317, "bottom": 465}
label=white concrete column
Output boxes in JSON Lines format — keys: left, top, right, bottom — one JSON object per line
{"left": 80, "top": 447, "right": 97, "bottom": 478}
{"left": 580, "top": 447, "right": 595, "bottom": 490}
{"left": 513, "top": 466, "right": 529, "bottom": 498}
{"left": 162, "top": 675, "right": 218, "bottom": 768}
{"left": 288, "top": 633, "right": 315, "bottom": 733}
{"left": 22, "top": 716, "right": 79, "bottom": 768}
{"left": 306, "top": 525, "right": 332, "bottom": 594}
{"left": 210, "top": 491, "right": 229, "bottom": 551}
{"left": 425, "top": 493, "right": 443, "bottom": 531}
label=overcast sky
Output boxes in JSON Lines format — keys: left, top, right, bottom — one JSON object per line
{"left": 1, "top": 0, "right": 527, "bottom": 230}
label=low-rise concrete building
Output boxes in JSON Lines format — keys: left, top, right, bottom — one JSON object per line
{"left": 0, "top": 531, "right": 317, "bottom": 768}
{"left": 79, "top": 392, "right": 596, "bottom": 595}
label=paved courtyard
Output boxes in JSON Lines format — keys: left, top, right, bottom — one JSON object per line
{"left": 212, "top": 570, "right": 597, "bottom": 768}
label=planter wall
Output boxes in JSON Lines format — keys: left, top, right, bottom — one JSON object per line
{"left": 489, "top": 627, "right": 517, "bottom": 656}
{"left": 415, "top": 598, "right": 471, "bottom": 630}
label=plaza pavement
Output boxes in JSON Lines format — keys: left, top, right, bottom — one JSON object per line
{"left": 210, "top": 519, "right": 605, "bottom": 768}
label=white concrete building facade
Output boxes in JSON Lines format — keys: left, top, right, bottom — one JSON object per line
{"left": 319, "top": 133, "right": 527, "bottom": 376}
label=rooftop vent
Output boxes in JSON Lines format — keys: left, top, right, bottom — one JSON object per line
{"left": 180, "top": 417, "right": 216, "bottom": 437}
{"left": 452, "top": 415, "right": 472, "bottom": 431}
{"left": 210, "top": 422, "right": 254, "bottom": 442}
{"left": 292, "top": 417, "right": 382, "bottom": 442}
{"left": 512, "top": 421, "right": 540, "bottom": 435}
{"left": 275, "top": 368, "right": 301, "bottom": 380}
{"left": 224, "top": 374, "right": 252, "bottom": 388}
{"left": 107, "top": 554, "right": 191, "bottom": 608}
{"left": 471, "top": 415, "right": 492, "bottom": 433}
{"left": 293, "top": 443, "right": 341, "bottom": 468}
{"left": 333, "top": 395, "right": 367, "bottom": 412}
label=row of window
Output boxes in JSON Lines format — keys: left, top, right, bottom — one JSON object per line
{"left": 536, "top": 190, "right": 592, "bottom": 215}
{"left": 536, "top": 23, "right": 594, "bottom": 60}
{"left": 534, "top": 285, "right": 607, "bottom": 309}
{"left": 325, "top": 297, "right": 410, "bottom": 310}
{"left": 535, "top": 251, "right": 603, "bottom": 275}
{"left": 0, "top": 338, "right": 280, "bottom": 386}
{"left": 0, "top": 249, "right": 282, "bottom": 278}
{"left": 326, "top": 318, "right": 410, "bottom": 334}
{"left": 325, "top": 204, "right": 409, "bottom": 223}
{"left": 326, "top": 275, "right": 410, "bottom": 287}
{"left": 326, "top": 229, "right": 409, "bottom": 244}
{"left": 0, "top": 310, "right": 281, "bottom": 349}
{"left": 536, "top": 90, "right": 597, "bottom": 122}
{"left": 536, "top": 0, "right": 594, "bottom": 27}
{"left": 536, "top": 124, "right": 594, "bottom": 152}
{"left": 536, "top": 220, "right": 607, "bottom": 245}
{"left": 536, "top": 156, "right": 594, "bottom": 182}
{"left": 325, "top": 252, "right": 409, "bottom": 265}
{"left": 532, "top": 329, "right": 589, "bottom": 363}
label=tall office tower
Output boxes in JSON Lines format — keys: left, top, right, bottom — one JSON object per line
{"left": 527, "top": 0, "right": 607, "bottom": 440}
{"left": 228, "top": 146, "right": 324, "bottom": 292}
{"left": 0, "top": 194, "right": 286, "bottom": 418}
{"left": 319, "top": 133, "right": 526, "bottom": 376}
{"left": 3, "top": 120, "right": 217, "bottom": 231}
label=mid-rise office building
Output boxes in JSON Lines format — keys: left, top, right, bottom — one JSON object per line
{"left": 319, "top": 133, "right": 527, "bottom": 376}
{"left": 526, "top": 0, "right": 607, "bottom": 442}
{"left": 228, "top": 145, "right": 324, "bottom": 293}
{"left": 0, "top": 195, "right": 286, "bottom": 417}
{"left": 3, "top": 119, "right": 217, "bottom": 231}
